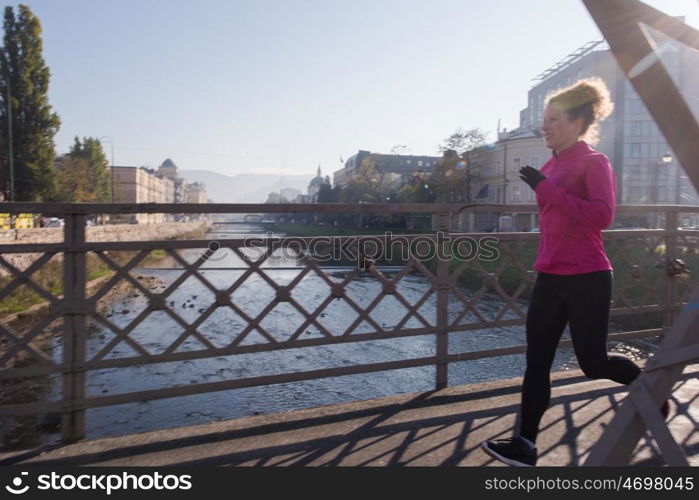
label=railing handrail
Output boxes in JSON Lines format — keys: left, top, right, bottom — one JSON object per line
{"left": 1, "top": 202, "right": 698, "bottom": 215}
{"left": 0, "top": 203, "right": 697, "bottom": 443}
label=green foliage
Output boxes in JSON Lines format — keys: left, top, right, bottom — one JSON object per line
{"left": 0, "top": 5, "right": 61, "bottom": 201}
{"left": 317, "top": 179, "right": 339, "bottom": 203}
{"left": 430, "top": 149, "right": 469, "bottom": 203}
{"left": 435, "top": 128, "right": 488, "bottom": 203}
{"left": 55, "top": 156, "right": 97, "bottom": 202}
{"left": 265, "top": 192, "right": 288, "bottom": 203}
{"left": 57, "top": 136, "right": 111, "bottom": 202}
{"left": 396, "top": 172, "right": 435, "bottom": 203}
{"left": 0, "top": 248, "right": 174, "bottom": 317}
{"left": 338, "top": 160, "right": 383, "bottom": 203}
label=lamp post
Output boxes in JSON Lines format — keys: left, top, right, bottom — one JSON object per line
{"left": 0, "top": 50, "right": 14, "bottom": 202}
{"left": 98, "top": 136, "right": 115, "bottom": 202}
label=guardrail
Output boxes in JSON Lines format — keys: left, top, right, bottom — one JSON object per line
{"left": 0, "top": 202, "right": 697, "bottom": 443}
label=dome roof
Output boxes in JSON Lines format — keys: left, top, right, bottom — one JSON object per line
{"left": 308, "top": 165, "right": 324, "bottom": 188}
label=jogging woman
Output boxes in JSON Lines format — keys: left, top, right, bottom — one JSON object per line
{"left": 481, "top": 77, "right": 668, "bottom": 467}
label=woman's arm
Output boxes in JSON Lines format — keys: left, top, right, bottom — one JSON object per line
{"left": 535, "top": 157, "right": 616, "bottom": 229}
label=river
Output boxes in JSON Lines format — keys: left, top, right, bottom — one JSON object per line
{"left": 42, "top": 224, "right": 651, "bottom": 440}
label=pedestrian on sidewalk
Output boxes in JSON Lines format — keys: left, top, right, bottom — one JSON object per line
{"left": 481, "top": 77, "right": 668, "bottom": 467}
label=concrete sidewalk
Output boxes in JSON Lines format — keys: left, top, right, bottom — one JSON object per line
{"left": 1, "top": 364, "right": 697, "bottom": 467}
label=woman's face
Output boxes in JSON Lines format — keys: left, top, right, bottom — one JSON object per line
{"left": 541, "top": 104, "right": 584, "bottom": 153}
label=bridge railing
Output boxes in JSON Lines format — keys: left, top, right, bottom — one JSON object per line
{"left": 0, "top": 202, "right": 697, "bottom": 443}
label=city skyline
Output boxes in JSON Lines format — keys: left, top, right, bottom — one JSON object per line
{"left": 15, "top": 0, "right": 699, "bottom": 177}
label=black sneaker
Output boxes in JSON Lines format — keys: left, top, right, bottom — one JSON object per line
{"left": 481, "top": 437, "right": 537, "bottom": 467}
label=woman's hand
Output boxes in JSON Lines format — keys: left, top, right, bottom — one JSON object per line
{"left": 519, "top": 166, "right": 546, "bottom": 190}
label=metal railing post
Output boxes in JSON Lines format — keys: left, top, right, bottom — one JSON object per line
{"left": 62, "top": 213, "right": 87, "bottom": 442}
{"left": 435, "top": 211, "right": 451, "bottom": 390}
{"left": 664, "top": 210, "right": 679, "bottom": 329}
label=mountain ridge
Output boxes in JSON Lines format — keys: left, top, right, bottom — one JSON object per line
{"left": 180, "top": 170, "right": 314, "bottom": 203}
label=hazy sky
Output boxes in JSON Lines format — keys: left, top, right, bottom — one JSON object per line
{"left": 14, "top": 0, "right": 699, "bottom": 178}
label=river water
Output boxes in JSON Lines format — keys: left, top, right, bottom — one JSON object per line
{"left": 44, "top": 224, "right": 651, "bottom": 440}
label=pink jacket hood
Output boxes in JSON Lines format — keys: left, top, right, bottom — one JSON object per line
{"left": 533, "top": 140, "right": 616, "bottom": 275}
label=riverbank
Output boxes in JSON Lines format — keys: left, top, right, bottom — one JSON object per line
{"left": 0, "top": 222, "right": 208, "bottom": 317}
{"left": 0, "top": 222, "right": 209, "bottom": 448}
{"left": 268, "top": 223, "right": 699, "bottom": 332}
{"left": 274, "top": 223, "right": 425, "bottom": 237}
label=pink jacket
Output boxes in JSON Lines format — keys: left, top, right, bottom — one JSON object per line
{"left": 533, "top": 140, "right": 616, "bottom": 275}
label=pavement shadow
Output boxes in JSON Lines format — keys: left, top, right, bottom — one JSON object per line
{"left": 0, "top": 371, "right": 695, "bottom": 466}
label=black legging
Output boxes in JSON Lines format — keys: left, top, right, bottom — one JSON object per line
{"left": 519, "top": 270, "right": 641, "bottom": 443}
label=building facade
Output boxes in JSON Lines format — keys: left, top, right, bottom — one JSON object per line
{"left": 471, "top": 31, "right": 699, "bottom": 231}
{"left": 333, "top": 150, "right": 442, "bottom": 188}
{"left": 111, "top": 166, "right": 174, "bottom": 223}
{"left": 184, "top": 182, "right": 208, "bottom": 204}
{"left": 308, "top": 166, "right": 325, "bottom": 202}
{"left": 519, "top": 34, "right": 699, "bottom": 209}
{"left": 158, "top": 158, "right": 185, "bottom": 204}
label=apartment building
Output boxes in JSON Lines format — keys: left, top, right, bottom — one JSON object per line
{"left": 111, "top": 166, "right": 174, "bottom": 223}
{"left": 473, "top": 29, "right": 699, "bottom": 230}
{"left": 333, "top": 150, "right": 441, "bottom": 188}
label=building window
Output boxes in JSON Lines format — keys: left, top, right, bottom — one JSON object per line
{"left": 417, "top": 160, "right": 423, "bottom": 167}
{"left": 529, "top": 156, "right": 540, "bottom": 169}
{"left": 513, "top": 157, "right": 520, "bottom": 172}
{"left": 630, "top": 185, "right": 642, "bottom": 200}
{"left": 630, "top": 121, "right": 642, "bottom": 136}
{"left": 512, "top": 185, "right": 521, "bottom": 202}
{"left": 630, "top": 167, "right": 641, "bottom": 180}
{"left": 630, "top": 143, "right": 641, "bottom": 158}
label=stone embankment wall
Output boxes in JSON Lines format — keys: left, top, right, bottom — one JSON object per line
{"left": 0, "top": 221, "right": 209, "bottom": 276}
{"left": 0, "top": 221, "right": 209, "bottom": 244}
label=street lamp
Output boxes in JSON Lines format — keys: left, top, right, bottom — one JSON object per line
{"left": 0, "top": 50, "right": 14, "bottom": 202}
{"left": 98, "top": 136, "right": 115, "bottom": 202}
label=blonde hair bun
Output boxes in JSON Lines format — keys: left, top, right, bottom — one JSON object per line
{"left": 546, "top": 77, "right": 614, "bottom": 146}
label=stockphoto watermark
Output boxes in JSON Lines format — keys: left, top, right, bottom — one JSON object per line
{"left": 3, "top": 471, "right": 192, "bottom": 496}
{"left": 199, "top": 231, "right": 501, "bottom": 265}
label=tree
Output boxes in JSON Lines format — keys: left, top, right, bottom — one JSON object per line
{"left": 438, "top": 128, "right": 486, "bottom": 156}
{"left": 265, "top": 192, "right": 288, "bottom": 203}
{"left": 396, "top": 172, "right": 436, "bottom": 203}
{"left": 0, "top": 5, "right": 61, "bottom": 201}
{"left": 430, "top": 149, "right": 468, "bottom": 203}
{"left": 438, "top": 128, "right": 488, "bottom": 203}
{"left": 390, "top": 144, "right": 410, "bottom": 155}
{"left": 55, "top": 156, "right": 99, "bottom": 202}
{"left": 338, "top": 159, "right": 383, "bottom": 204}
{"left": 65, "top": 136, "right": 111, "bottom": 201}
{"left": 316, "top": 177, "right": 339, "bottom": 203}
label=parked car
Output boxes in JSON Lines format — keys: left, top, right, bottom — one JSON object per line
{"left": 528, "top": 227, "right": 540, "bottom": 232}
{"left": 44, "top": 217, "right": 64, "bottom": 228}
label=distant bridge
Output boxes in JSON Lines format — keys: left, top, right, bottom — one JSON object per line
{"left": 213, "top": 214, "right": 276, "bottom": 224}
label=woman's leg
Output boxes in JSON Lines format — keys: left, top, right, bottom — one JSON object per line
{"left": 519, "top": 273, "right": 570, "bottom": 443}
{"left": 568, "top": 271, "right": 641, "bottom": 384}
